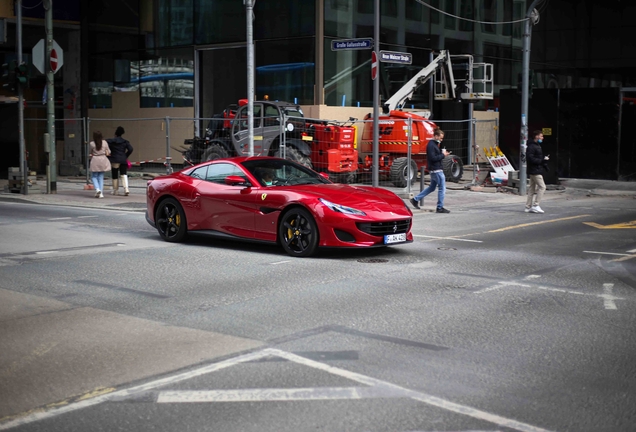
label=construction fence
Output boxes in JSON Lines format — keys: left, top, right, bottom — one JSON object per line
{"left": 24, "top": 114, "right": 499, "bottom": 191}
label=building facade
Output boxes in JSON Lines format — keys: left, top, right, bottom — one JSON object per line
{"left": 1, "top": 0, "right": 635, "bottom": 179}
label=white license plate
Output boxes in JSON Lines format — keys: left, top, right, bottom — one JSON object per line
{"left": 384, "top": 233, "right": 406, "bottom": 244}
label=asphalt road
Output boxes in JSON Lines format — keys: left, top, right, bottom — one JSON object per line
{"left": 0, "top": 190, "right": 635, "bottom": 432}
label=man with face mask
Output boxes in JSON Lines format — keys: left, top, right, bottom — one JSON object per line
{"left": 525, "top": 130, "right": 549, "bottom": 213}
{"left": 409, "top": 128, "right": 451, "bottom": 213}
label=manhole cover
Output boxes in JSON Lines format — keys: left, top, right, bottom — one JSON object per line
{"left": 357, "top": 258, "right": 389, "bottom": 263}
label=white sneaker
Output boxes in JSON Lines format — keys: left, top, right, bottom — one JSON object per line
{"left": 95, "top": 190, "right": 101, "bottom": 198}
{"left": 98, "top": 192, "right": 104, "bottom": 199}
{"left": 531, "top": 205, "right": 544, "bottom": 214}
{"left": 524, "top": 207, "right": 531, "bottom": 213}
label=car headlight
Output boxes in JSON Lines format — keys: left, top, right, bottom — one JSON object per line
{"left": 319, "top": 198, "right": 366, "bottom": 216}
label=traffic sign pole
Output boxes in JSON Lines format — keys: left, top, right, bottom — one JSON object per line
{"left": 45, "top": 0, "right": 56, "bottom": 193}
{"left": 17, "top": 0, "right": 27, "bottom": 195}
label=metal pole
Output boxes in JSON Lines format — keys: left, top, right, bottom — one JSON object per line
{"left": 45, "top": 0, "right": 56, "bottom": 193}
{"left": 372, "top": 0, "right": 379, "bottom": 187}
{"left": 245, "top": 0, "right": 255, "bottom": 156}
{"left": 407, "top": 116, "right": 412, "bottom": 194}
{"left": 16, "top": 0, "right": 27, "bottom": 195}
{"left": 165, "top": 116, "right": 172, "bottom": 174}
{"left": 85, "top": 117, "right": 90, "bottom": 185}
{"left": 519, "top": 1, "right": 541, "bottom": 196}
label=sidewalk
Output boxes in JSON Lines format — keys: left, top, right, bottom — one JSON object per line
{"left": 0, "top": 175, "right": 634, "bottom": 213}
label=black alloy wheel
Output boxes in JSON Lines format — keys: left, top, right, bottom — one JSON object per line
{"left": 279, "top": 207, "right": 319, "bottom": 257}
{"left": 155, "top": 197, "right": 188, "bottom": 242}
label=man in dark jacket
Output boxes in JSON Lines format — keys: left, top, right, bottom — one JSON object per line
{"left": 409, "top": 128, "right": 451, "bottom": 213}
{"left": 525, "top": 130, "right": 549, "bottom": 213}
{"left": 107, "top": 126, "right": 134, "bottom": 195}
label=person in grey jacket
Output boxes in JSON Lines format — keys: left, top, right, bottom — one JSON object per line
{"left": 107, "top": 126, "right": 134, "bottom": 195}
{"left": 525, "top": 130, "right": 549, "bottom": 214}
{"left": 409, "top": 128, "right": 451, "bottom": 213}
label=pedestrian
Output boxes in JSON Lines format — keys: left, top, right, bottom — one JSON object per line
{"left": 107, "top": 126, "right": 134, "bottom": 196}
{"left": 525, "top": 130, "right": 549, "bottom": 214}
{"left": 89, "top": 131, "right": 111, "bottom": 199}
{"left": 409, "top": 128, "right": 451, "bottom": 213}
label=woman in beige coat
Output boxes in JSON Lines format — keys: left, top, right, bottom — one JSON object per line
{"left": 89, "top": 131, "right": 111, "bottom": 198}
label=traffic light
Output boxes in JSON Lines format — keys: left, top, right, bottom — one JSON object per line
{"left": 15, "top": 62, "right": 29, "bottom": 88}
{"left": 1, "top": 60, "right": 17, "bottom": 93}
{"left": 516, "top": 70, "right": 534, "bottom": 98}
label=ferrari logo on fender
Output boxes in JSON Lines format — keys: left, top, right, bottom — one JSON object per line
{"left": 261, "top": 193, "right": 267, "bottom": 200}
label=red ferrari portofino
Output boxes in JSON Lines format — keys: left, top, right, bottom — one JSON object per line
{"left": 146, "top": 157, "right": 413, "bottom": 257}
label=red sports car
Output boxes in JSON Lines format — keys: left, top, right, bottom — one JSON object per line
{"left": 146, "top": 157, "right": 413, "bottom": 257}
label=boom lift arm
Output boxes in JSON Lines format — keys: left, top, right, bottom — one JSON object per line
{"left": 382, "top": 50, "right": 456, "bottom": 114}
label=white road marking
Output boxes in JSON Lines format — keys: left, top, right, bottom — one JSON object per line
{"left": 524, "top": 275, "right": 542, "bottom": 280}
{"left": 583, "top": 251, "right": 631, "bottom": 257}
{"left": 0, "top": 348, "right": 553, "bottom": 432}
{"left": 414, "top": 235, "right": 483, "bottom": 243}
{"left": 157, "top": 387, "right": 387, "bottom": 403}
{"left": 628, "top": 249, "right": 636, "bottom": 253}
{"left": 474, "top": 281, "right": 624, "bottom": 310}
{"left": 270, "top": 260, "right": 291, "bottom": 265}
{"left": 77, "top": 215, "right": 98, "bottom": 219}
{"left": 603, "top": 283, "right": 617, "bottom": 310}
{"left": 35, "top": 251, "right": 58, "bottom": 255}
{"left": 48, "top": 217, "right": 72, "bottom": 220}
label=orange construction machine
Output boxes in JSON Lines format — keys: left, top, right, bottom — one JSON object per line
{"left": 359, "top": 50, "right": 493, "bottom": 187}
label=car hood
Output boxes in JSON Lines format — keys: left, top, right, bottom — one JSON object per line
{"left": 284, "top": 184, "right": 407, "bottom": 213}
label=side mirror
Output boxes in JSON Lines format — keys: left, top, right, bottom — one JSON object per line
{"left": 225, "top": 175, "right": 250, "bottom": 186}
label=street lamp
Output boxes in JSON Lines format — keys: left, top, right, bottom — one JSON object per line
{"left": 519, "top": 1, "right": 542, "bottom": 195}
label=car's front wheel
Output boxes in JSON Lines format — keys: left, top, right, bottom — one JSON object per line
{"left": 155, "top": 197, "right": 187, "bottom": 242}
{"left": 279, "top": 207, "right": 319, "bottom": 257}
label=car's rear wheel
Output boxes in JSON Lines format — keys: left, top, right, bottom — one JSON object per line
{"left": 155, "top": 197, "right": 187, "bottom": 242}
{"left": 279, "top": 207, "right": 319, "bottom": 257}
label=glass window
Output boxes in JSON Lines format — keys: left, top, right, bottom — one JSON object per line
{"left": 139, "top": 48, "right": 194, "bottom": 108}
{"left": 206, "top": 163, "right": 245, "bottom": 184}
{"left": 158, "top": 0, "right": 194, "bottom": 47}
{"left": 194, "top": 0, "right": 244, "bottom": 45}
{"left": 256, "top": 39, "right": 315, "bottom": 105}
{"left": 189, "top": 165, "right": 208, "bottom": 179}
{"left": 459, "top": 0, "right": 473, "bottom": 32}
{"left": 445, "top": 0, "right": 457, "bottom": 30}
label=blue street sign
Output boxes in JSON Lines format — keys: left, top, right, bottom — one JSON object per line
{"left": 331, "top": 38, "right": 374, "bottom": 51}
{"left": 379, "top": 50, "right": 412, "bottom": 65}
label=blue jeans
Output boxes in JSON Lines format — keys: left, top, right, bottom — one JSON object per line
{"left": 414, "top": 171, "right": 446, "bottom": 209}
{"left": 91, "top": 171, "right": 105, "bottom": 192}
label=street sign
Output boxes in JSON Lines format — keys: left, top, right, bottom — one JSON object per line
{"left": 32, "top": 39, "right": 64, "bottom": 74}
{"left": 50, "top": 49, "right": 59, "bottom": 73}
{"left": 331, "top": 38, "right": 373, "bottom": 51}
{"left": 371, "top": 51, "right": 378, "bottom": 81}
{"left": 379, "top": 50, "right": 412, "bottom": 65}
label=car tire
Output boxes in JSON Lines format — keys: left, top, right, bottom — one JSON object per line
{"left": 155, "top": 197, "right": 188, "bottom": 242}
{"left": 442, "top": 155, "right": 464, "bottom": 183}
{"left": 390, "top": 157, "right": 418, "bottom": 187}
{"left": 276, "top": 147, "right": 313, "bottom": 170}
{"left": 278, "top": 207, "right": 319, "bottom": 257}
{"left": 203, "top": 142, "right": 229, "bottom": 162}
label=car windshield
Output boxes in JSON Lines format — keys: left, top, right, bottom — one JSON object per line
{"left": 242, "top": 159, "right": 330, "bottom": 186}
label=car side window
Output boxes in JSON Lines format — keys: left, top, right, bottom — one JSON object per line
{"left": 189, "top": 166, "right": 208, "bottom": 179}
{"left": 205, "top": 163, "right": 246, "bottom": 185}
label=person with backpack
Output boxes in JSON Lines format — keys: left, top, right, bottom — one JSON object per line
{"left": 107, "top": 126, "right": 134, "bottom": 196}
